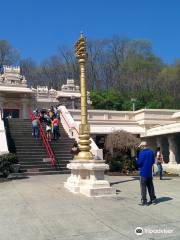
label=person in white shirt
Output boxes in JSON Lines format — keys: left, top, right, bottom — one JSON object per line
{"left": 154, "top": 147, "right": 164, "bottom": 180}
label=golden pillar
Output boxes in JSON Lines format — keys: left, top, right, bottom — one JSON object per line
{"left": 75, "top": 33, "right": 93, "bottom": 160}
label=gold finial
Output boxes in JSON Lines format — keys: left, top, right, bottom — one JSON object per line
{"left": 80, "top": 31, "right": 84, "bottom": 38}
{"left": 75, "top": 32, "right": 87, "bottom": 60}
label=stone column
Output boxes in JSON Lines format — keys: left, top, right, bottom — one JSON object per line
{"left": 22, "top": 98, "right": 29, "bottom": 119}
{"left": 71, "top": 96, "right": 75, "bottom": 110}
{"left": 168, "top": 135, "right": 177, "bottom": 164}
{"left": 0, "top": 96, "right": 4, "bottom": 118}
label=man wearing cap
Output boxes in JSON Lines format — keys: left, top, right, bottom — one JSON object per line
{"left": 137, "top": 141, "right": 156, "bottom": 206}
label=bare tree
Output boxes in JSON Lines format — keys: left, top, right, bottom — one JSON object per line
{"left": 0, "top": 40, "right": 20, "bottom": 67}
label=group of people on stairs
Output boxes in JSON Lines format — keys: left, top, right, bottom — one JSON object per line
{"left": 31, "top": 106, "right": 61, "bottom": 141}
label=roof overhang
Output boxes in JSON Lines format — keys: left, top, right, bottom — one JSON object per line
{"left": 142, "top": 122, "right": 180, "bottom": 137}
{"left": 0, "top": 86, "right": 34, "bottom": 94}
{"left": 56, "top": 91, "right": 81, "bottom": 98}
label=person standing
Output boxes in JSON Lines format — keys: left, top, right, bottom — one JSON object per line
{"left": 49, "top": 106, "right": 55, "bottom": 120}
{"left": 137, "top": 141, "right": 156, "bottom": 206}
{"left": 32, "top": 115, "right": 39, "bottom": 139}
{"left": 70, "top": 142, "right": 80, "bottom": 156}
{"left": 154, "top": 147, "right": 164, "bottom": 180}
{"left": 45, "top": 121, "right": 52, "bottom": 142}
{"left": 52, "top": 117, "right": 60, "bottom": 140}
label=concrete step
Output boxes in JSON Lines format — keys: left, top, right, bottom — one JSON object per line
{"left": 17, "top": 157, "right": 46, "bottom": 161}
{"left": 17, "top": 153, "right": 71, "bottom": 158}
{"left": 16, "top": 154, "right": 47, "bottom": 157}
{"left": 16, "top": 150, "right": 47, "bottom": 153}
{"left": 16, "top": 150, "right": 70, "bottom": 155}
{"left": 6, "top": 118, "right": 73, "bottom": 175}
{"left": 19, "top": 160, "right": 70, "bottom": 164}
{"left": 20, "top": 163, "right": 54, "bottom": 169}
{"left": 20, "top": 163, "right": 67, "bottom": 168}
{"left": 7, "top": 170, "right": 70, "bottom": 178}
{"left": 12, "top": 138, "right": 73, "bottom": 142}
{"left": 21, "top": 166, "right": 66, "bottom": 172}
{"left": 22, "top": 170, "right": 70, "bottom": 176}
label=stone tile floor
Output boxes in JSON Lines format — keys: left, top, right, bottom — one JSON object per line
{"left": 0, "top": 174, "right": 180, "bottom": 240}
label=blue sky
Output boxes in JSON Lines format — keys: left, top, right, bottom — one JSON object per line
{"left": 1, "top": 0, "right": 180, "bottom": 63}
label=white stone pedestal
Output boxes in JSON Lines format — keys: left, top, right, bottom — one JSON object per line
{"left": 64, "top": 160, "right": 116, "bottom": 197}
{"left": 168, "top": 136, "right": 177, "bottom": 164}
{"left": 162, "top": 163, "right": 180, "bottom": 175}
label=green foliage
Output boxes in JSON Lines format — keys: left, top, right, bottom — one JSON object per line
{"left": 0, "top": 153, "right": 18, "bottom": 164}
{"left": 0, "top": 153, "right": 18, "bottom": 177}
{"left": 91, "top": 88, "right": 180, "bottom": 111}
{"left": 90, "top": 90, "right": 123, "bottom": 110}
{"left": 106, "top": 155, "right": 136, "bottom": 173}
{"left": 109, "top": 158, "right": 122, "bottom": 172}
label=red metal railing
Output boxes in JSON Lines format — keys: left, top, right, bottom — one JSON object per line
{"left": 30, "top": 111, "right": 56, "bottom": 166}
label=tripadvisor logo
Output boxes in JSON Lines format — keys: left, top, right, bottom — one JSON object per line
{"left": 135, "top": 227, "right": 143, "bottom": 236}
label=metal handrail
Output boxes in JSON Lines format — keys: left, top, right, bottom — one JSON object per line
{"left": 30, "top": 112, "right": 56, "bottom": 166}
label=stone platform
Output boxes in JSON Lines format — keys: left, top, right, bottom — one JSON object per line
{"left": 0, "top": 174, "right": 180, "bottom": 240}
{"left": 64, "top": 160, "right": 116, "bottom": 197}
{"left": 162, "top": 163, "right": 180, "bottom": 175}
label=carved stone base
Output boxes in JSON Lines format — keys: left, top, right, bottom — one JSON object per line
{"left": 162, "top": 163, "right": 180, "bottom": 175}
{"left": 64, "top": 160, "right": 116, "bottom": 197}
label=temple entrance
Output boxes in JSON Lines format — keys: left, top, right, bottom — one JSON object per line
{"left": 3, "top": 109, "right": 20, "bottom": 118}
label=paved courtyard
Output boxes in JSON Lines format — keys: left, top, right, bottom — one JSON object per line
{"left": 0, "top": 174, "right": 180, "bottom": 240}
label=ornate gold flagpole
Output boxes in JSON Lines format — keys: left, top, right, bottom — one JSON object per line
{"left": 74, "top": 33, "right": 93, "bottom": 160}
{"left": 64, "top": 33, "right": 115, "bottom": 197}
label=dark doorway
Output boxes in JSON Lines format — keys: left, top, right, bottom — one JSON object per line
{"left": 175, "top": 134, "right": 180, "bottom": 163}
{"left": 161, "top": 137, "right": 169, "bottom": 163}
{"left": 3, "top": 109, "right": 20, "bottom": 118}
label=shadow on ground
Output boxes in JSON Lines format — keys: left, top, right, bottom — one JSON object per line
{"left": 0, "top": 175, "right": 29, "bottom": 182}
{"left": 110, "top": 176, "right": 139, "bottom": 186}
{"left": 153, "top": 176, "right": 172, "bottom": 180}
{"left": 153, "top": 197, "right": 173, "bottom": 205}
{"left": 161, "top": 178, "right": 172, "bottom": 180}
{"left": 0, "top": 177, "right": 11, "bottom": 183}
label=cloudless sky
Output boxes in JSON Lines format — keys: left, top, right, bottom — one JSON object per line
{"left": 1, "top": 0, "right": 180, "bottom": 63}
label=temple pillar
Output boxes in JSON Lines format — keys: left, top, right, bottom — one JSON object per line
{"left": 22, "top": 98, "right": 29, "bottom": 119}
{"left": 71, "top": 96, "right": 75, "bottom": 110}
{"left": 168, "top": 135, "right": 177, "bottom": 164}
{"left": 0, "top": 96, "right": 4, "bottom": 118}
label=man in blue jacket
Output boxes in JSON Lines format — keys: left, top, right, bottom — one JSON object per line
{"left": 137, "top": 141, "right": 156, "bottom": 206}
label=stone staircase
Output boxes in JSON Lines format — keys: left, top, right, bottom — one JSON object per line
{"left": 6, "top": 119, "right": 74, "bottom": 175}
{"left": 49, "top": 125, "right": 74, "bottom": 171}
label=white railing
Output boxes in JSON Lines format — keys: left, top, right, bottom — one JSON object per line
{"left": 59, "top": 106, "right": 103, "bottom": 160}
{"left": 0, "top": 109, "right": 9, "bottom": 155}
{"left": 69, "top": 109, "right": 135, "bottom": 122}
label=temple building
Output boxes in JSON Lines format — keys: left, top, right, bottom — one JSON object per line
{"left": 0, "top": 66, "right": 89, "bottom": 118}
{"left": 0, "top": 66, "right": 34, "bottom": 118}
{"left": 0, "top": 65, "right": 180, "bottom": 173}
{"left": 34, "top": 79, "right": 84, "bottom": 110}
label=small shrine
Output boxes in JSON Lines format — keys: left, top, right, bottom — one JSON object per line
{"left": 0, "top": 66, "right": 27, "bottom": 87}
{"left": 0, "top": 66, "right": 34, "bottom": 118}
{"left": 56, "top": 79, "right": 81, "bottom": 109}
